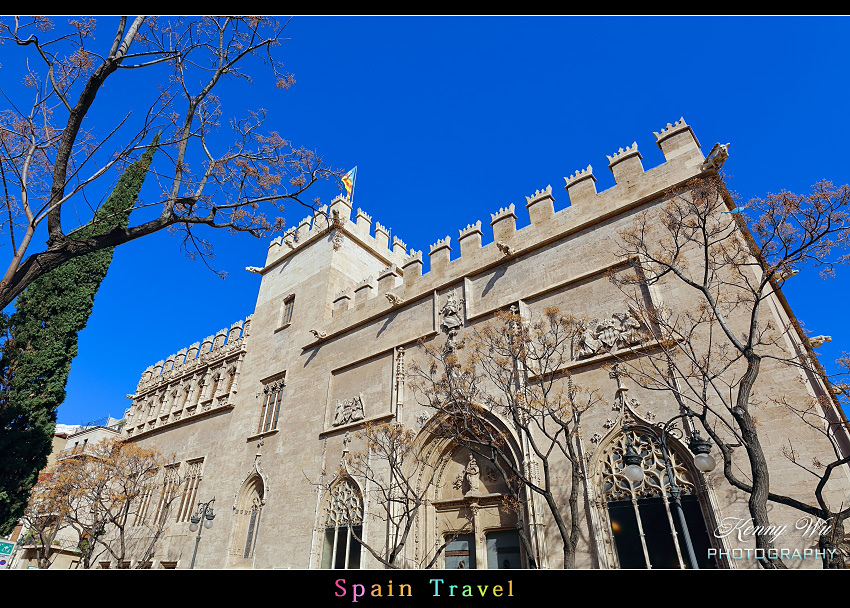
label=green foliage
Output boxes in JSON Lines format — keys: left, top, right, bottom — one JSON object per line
{"left": 0, "top": 137, "right": 158, "bottom": 535}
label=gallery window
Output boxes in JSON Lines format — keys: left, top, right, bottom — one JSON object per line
{"left": 321, "top": 478, "right": 363, "bottom": 569}
{"left": 153, "top": 464, "right": 181, "bottom": 525}
{"left": 258, "top": 378, "right": 284, "bottom": 434}
{"left": 176, "top": 459, "right": 204, "bottom": 523}
{"left": 599, "top": 429, "right": 717, "bottom": 569}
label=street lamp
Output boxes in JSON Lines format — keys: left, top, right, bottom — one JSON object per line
{"left": 621, "top": 411, "right": 716, "bottom": 569}
{"left": 189, "top": 497, "right": 215, "bottom": 569}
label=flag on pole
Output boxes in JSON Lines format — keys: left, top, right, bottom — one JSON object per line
{"left": 342, "top": 166, "right": 357, "bottom": 201}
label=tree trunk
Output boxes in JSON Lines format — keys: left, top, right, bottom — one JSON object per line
{"left": 733, "top": 353, "right": 786, "bottom": 569}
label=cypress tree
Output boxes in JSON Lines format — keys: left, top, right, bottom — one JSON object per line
{"left": 0, "top": 136, "right": 159, "bottom": 534}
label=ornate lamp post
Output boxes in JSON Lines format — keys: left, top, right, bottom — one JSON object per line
{"left": 621, "top": 410, "right": 716, "bottom": 569}
{"left": 188, "top": 497, "right": 215, "bottom": 569}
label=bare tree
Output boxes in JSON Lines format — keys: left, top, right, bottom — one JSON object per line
{"left": 55, "top": 438, "right": 180, "bottom": 568}
{"left": 340, "top": 421, "right": 471, "bottom": 569}
{"left": 0, "top": 16, "right": 339, "bottom": 309}
{"left": 17, "top": 467, "right": 71, "bottom": 569}
{"left": 613, "top": 172, "right": 850, "bottom": 568}
{"left": 410, "top": 306, "right": 603, "bottom": 568}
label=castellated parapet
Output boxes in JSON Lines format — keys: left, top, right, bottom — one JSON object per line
{"left": 263, "top": 199, "right": 411, "bottom": 275}
{"left": 256, "top": 118, "right": 712, "bottom": 342}
{"left": 318, "top": 117, "right": 716, "bottom": 334}
{"left": 125, "top": 316, "right": 252, "bottom": 438}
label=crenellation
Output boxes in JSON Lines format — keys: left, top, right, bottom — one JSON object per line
{"left": 333, "top": 290, "right": 352, "bottom": 314}
{"left": 392, "top": 236, "right": 407, "bottom": 257}
{"left": 354, "top": 277, "right": 375, "bottom": 303}
{"left": 282, "top": 118, "right": 716, "bottom": 339}
{"left": 228, "top": 320, "right": 243, "bottom": 342}
{"left": 355, "top": 208, "right": 372, "bottom": 236}
{"left": 564, "top": 165, "right": 597, "bottom": 204}
{"left": 402, "top": 250, "right": 424, "bottom": 287}
{"left": 429, "top": 236, "right": 452, "bottom": 272}
{"left": 374, "top": 222, "right": 390, "bottom": 249}
{"left": 298, "top": 215, "right": 312, "bottom": 231}
{"left": 490, "top": 203, "right": 517, "bottom": 243}
{"left": 213, "top": 328, "right": 228, "bottom": 349}
{"left": 607, "top": 142, "right": 644, "bottom": 184}
{"left": 133, "top": 316, "right": 252, "bottom": 405}
{"left": 329, "top": 194, "right": 353, "bottom": 223}
{"left": 458, "top": 220, "right": 483, "bottom": 256}
{"left": 313, "top": 204, "right": 330, "bottom": 231}
{"left": 283, "top": 226, "right": 298, "bottom": 244}
{"left": 201, "top": 335, "right": 215, "bottom": 354}
{"left": 377, "top": 265, "right": 401, "bottom": 294}
{"left": 654, "top": 117, "right": 702, "bottom": 164}
{"left": 525, "top": 185, "right": 555, "bottom": 224}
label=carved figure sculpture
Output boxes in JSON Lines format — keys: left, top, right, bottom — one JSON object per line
{"left": 440, "top": 292, "right": 465, "bottom": 351}
{"left": 332, "top": 394, "right": 365, "bottom": 427}
{"left": 464, "top": 454, "right": 481, "bottom": 495}
{"left": 575, "top": 310, "right": 643, "bottom": 359}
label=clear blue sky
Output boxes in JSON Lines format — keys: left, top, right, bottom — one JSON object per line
{"left": 2, "top": 16, "right": 848, "bottom": 425}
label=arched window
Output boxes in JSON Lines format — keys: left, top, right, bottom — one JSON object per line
{"left": 598, "top": 429, "right": 717, "bottom": 569}
{"left": 321, "top": 478, "right": 363, "bottom": 569}
{"left": 230, "top": 474, "right": 264, "bottom": 563}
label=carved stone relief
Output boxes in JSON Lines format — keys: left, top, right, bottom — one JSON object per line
{"left": 332, "top": 393, "right": 365, "bottom": 427}
{"left": 575, "top": 309, "right": 643, "bottom": 359}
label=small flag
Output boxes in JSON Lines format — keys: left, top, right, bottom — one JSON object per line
{"left": 721, "top": 205, "right": 748, "bottom": 214}
{"left": 342, "top": 166, "right": 357, "bottom": 201}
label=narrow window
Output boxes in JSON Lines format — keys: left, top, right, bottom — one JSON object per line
{"left": 243, "top": 501, "right": 262, "bottom": 559}
{"left": 282, "top": 295, "right": 295, "bottom": 326}
{"left": 258, "top": 378, "right": 284, "bottom": 434}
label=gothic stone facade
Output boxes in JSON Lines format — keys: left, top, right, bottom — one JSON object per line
{"left": 121, "top": 118, "right": 850, "bottom": 569}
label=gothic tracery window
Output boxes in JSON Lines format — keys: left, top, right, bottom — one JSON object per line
{"left": 230, "top": 474, "right": 264, "bottom": 562}
{"left": 322, "top": 478, "right": 363, "bottom": 569}
{"left": 599, "top": 429, "right": 717, "bottom": 569}
{"left": 258, "top": 378, "right": 284, "bottom": 434}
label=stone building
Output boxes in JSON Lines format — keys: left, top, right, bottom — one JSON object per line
{"left": 118, "top": 118, "right": 850, "bottom": 569}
